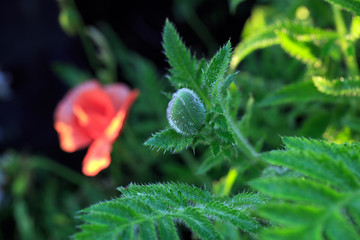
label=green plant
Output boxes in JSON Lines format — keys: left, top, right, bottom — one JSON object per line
{"left": 251, "top": 137, "right": 360, "bottom": 240}
{"left": 74, "top": 183, "right": 265, "bottom": 240}
{"left": 72, "top": 0, "right": 360, "bottom": 239}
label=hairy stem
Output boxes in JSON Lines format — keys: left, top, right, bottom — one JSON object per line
{"left": 223, "top": 109, "right": 260, "bottom": 162}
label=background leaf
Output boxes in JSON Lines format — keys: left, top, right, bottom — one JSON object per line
{"left": 251, "top": 137, "right": 360, "bottom": 240}
{"left": 312, "top": 76, "right": 360, "bottom": 96}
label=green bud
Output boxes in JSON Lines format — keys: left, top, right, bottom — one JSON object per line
{"left": 59, "top": 8, "right": 81, "bottom": 36}
{"left": 167, "top": 88, "right": 206, "bottom": 136}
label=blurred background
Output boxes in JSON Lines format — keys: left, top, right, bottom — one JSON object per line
{"left": 0, "top": 0, "right": 254, "bottom": 171}
{"left": 0, "top": 0, "right": 256, "bottom": 239}
{"left": 2, "top": 0, "right": 348, "bottom": 238}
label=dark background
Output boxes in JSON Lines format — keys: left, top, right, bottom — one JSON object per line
{"left": 0, "top": 0, "right": 255, "bottom": 171}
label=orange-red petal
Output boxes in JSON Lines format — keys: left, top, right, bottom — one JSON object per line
{"left": 54, "top": 121, "right": 91, "bottom": 152}
{"left": 104, "top": 89, "right": 139, "bottom": 142}
{"left": 54, "top": 80, "right": 139, "bottom": 176}
{"left": 72, "top": 86, "right": 116, "bottom": 139}
{"left": 54, "top": 81, "right": 102, "bottom": 152}
{"left": 82, "top": 138, "right": 112, "bottom": 176}
{"left": 105, "top": 83, "right": 133, "bottom": 111}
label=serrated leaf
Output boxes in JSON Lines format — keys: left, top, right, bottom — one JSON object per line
{"left": 157, "top": 217, "right": 179, "bottom": 240}
{"left": 231, "top": 21, "right": 337, "bottom": 69}
{"left": 144, "top": 129, "right": 193, "bottom": 153}
{"left": 210, "top": 142, "right": 221, "bottom": 156}
{"left": 217, "top": 129, "right": 235, "bottom": 143}
{"left": 203, "top": 41, "right": 232, "bottom": 97}
{"left": 260, "top": 226, "right": 322, "bottom": 240}
{"left": 251, "top": 177, "right": 342, "bottom": 206}
{"left": 324, "top": 212, "right": 360, "bottom": 240}
{"left": 348, "top": 198, "right": 360, "bottom": 227}
{"left": 140, "top": 220, "right": 157, "bottom": 240}
{"left": 277, "top": 31, "right": 321, "bottom": 66}
{"left": 231, "top": 27, "right": 279, "bottom": 69}
{"left": 323, "top": 0, "right": 360, "bottom": 16}
{"left": 230, "top": 192, "right": 269, "bottom": 210}
{"left": 213, "top": 115, "right": 228, "bottom": 129}
{"left": 202, "top": 201, "right": 259, "bottom": 232}
{"left": 162, "top": 19, "right": 196, "bottom": 88}
{"left": 162, "top": 20, "right": 210, "bottom": 108}
{"left": 180, "top": 208, "right": 222, "bottom": 240}
{"left": 253, "top": 138, "right": 360, "bottom": 240}
{"left": 75, "top": 183, "right": 261, "bottom": 240}
{"left": 264, "top": 150, "right": 360, "bottom": 191}
{"left": 218, "top": 74, "right": 237, "bottom": 98}
{"left": 195, "top": 58, "right": 207, "bottom": 87}
{"left": 282, "top": 137, "right": 360, "bottom": 178}
{"left": 312, "top": 76, "right": 360, "bottom": 96}
{"left": 259, "top": 203, "right": 324, "bottom": 227}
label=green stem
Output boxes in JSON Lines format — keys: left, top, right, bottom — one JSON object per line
{"left": 332, "top": 6, "right": 359, "bottom": 76}
{"left": 79, "top": 30, "right": 100, "bottom": 73}
{"left": 224, "top": 109, "right": 260, "bottom": 162}
{"left": 67, "top": 0, "right": 100, "bottom": 72}
{"left": 214, "top": 94, "right": 263, "bottom": 196}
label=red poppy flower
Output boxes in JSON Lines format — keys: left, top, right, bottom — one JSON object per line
{"left": 54, "top": 80, "right": 139, "bottom": 176}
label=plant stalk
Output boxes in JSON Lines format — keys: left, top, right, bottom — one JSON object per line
{"left": 332, "top": 6, "right": 359, "bottom": 76}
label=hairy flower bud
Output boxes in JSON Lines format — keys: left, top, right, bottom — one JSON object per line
{"left": 167, "top": 88, "right": 206, "bottom": 136}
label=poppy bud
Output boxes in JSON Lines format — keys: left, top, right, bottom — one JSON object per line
{"left": 167, "top": 88, "right": 206, "bottom": 136}
{"left": 59, "top": 8, "right": 81, "bottom": 36}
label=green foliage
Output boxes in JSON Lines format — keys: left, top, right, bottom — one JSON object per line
{"left": 144, "top": 4, "right": 360, "bottom": 239}
{"left": 323, "top": 0, "right": 360, "bottom": 15}
{"left": 231, "top": 27, "right": 279, "bottom": 69}
{"left": 231, "top": 21, "right": 337, "bottom": 69}
{"left": 146, "top": 19, "right": 259, "bottom": 176}
{"left": 48, "top": 1, "right": 360, "bottom": 240}
{"left": 259, "top": 81, "right": 333, "bottom": 106}
{"left": 251, "top": 137, "right": 360, "bottom": 240}
{"left": 277, "top": 32, "right": 321, "bottom": 66}
{"left": 162, "top": 20, "right": 198, "bottom": 89}
{"left": 204, "top": 41, "right": 232, "bottom": 98}
{"left": 312, "top": 76, "right": 360, "bottom": 96}
{"left": 144, "top": 129, "right": 194, "bottom": 153}
{"left": 74, "top": 183, "right": 262, "bottom": 240}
